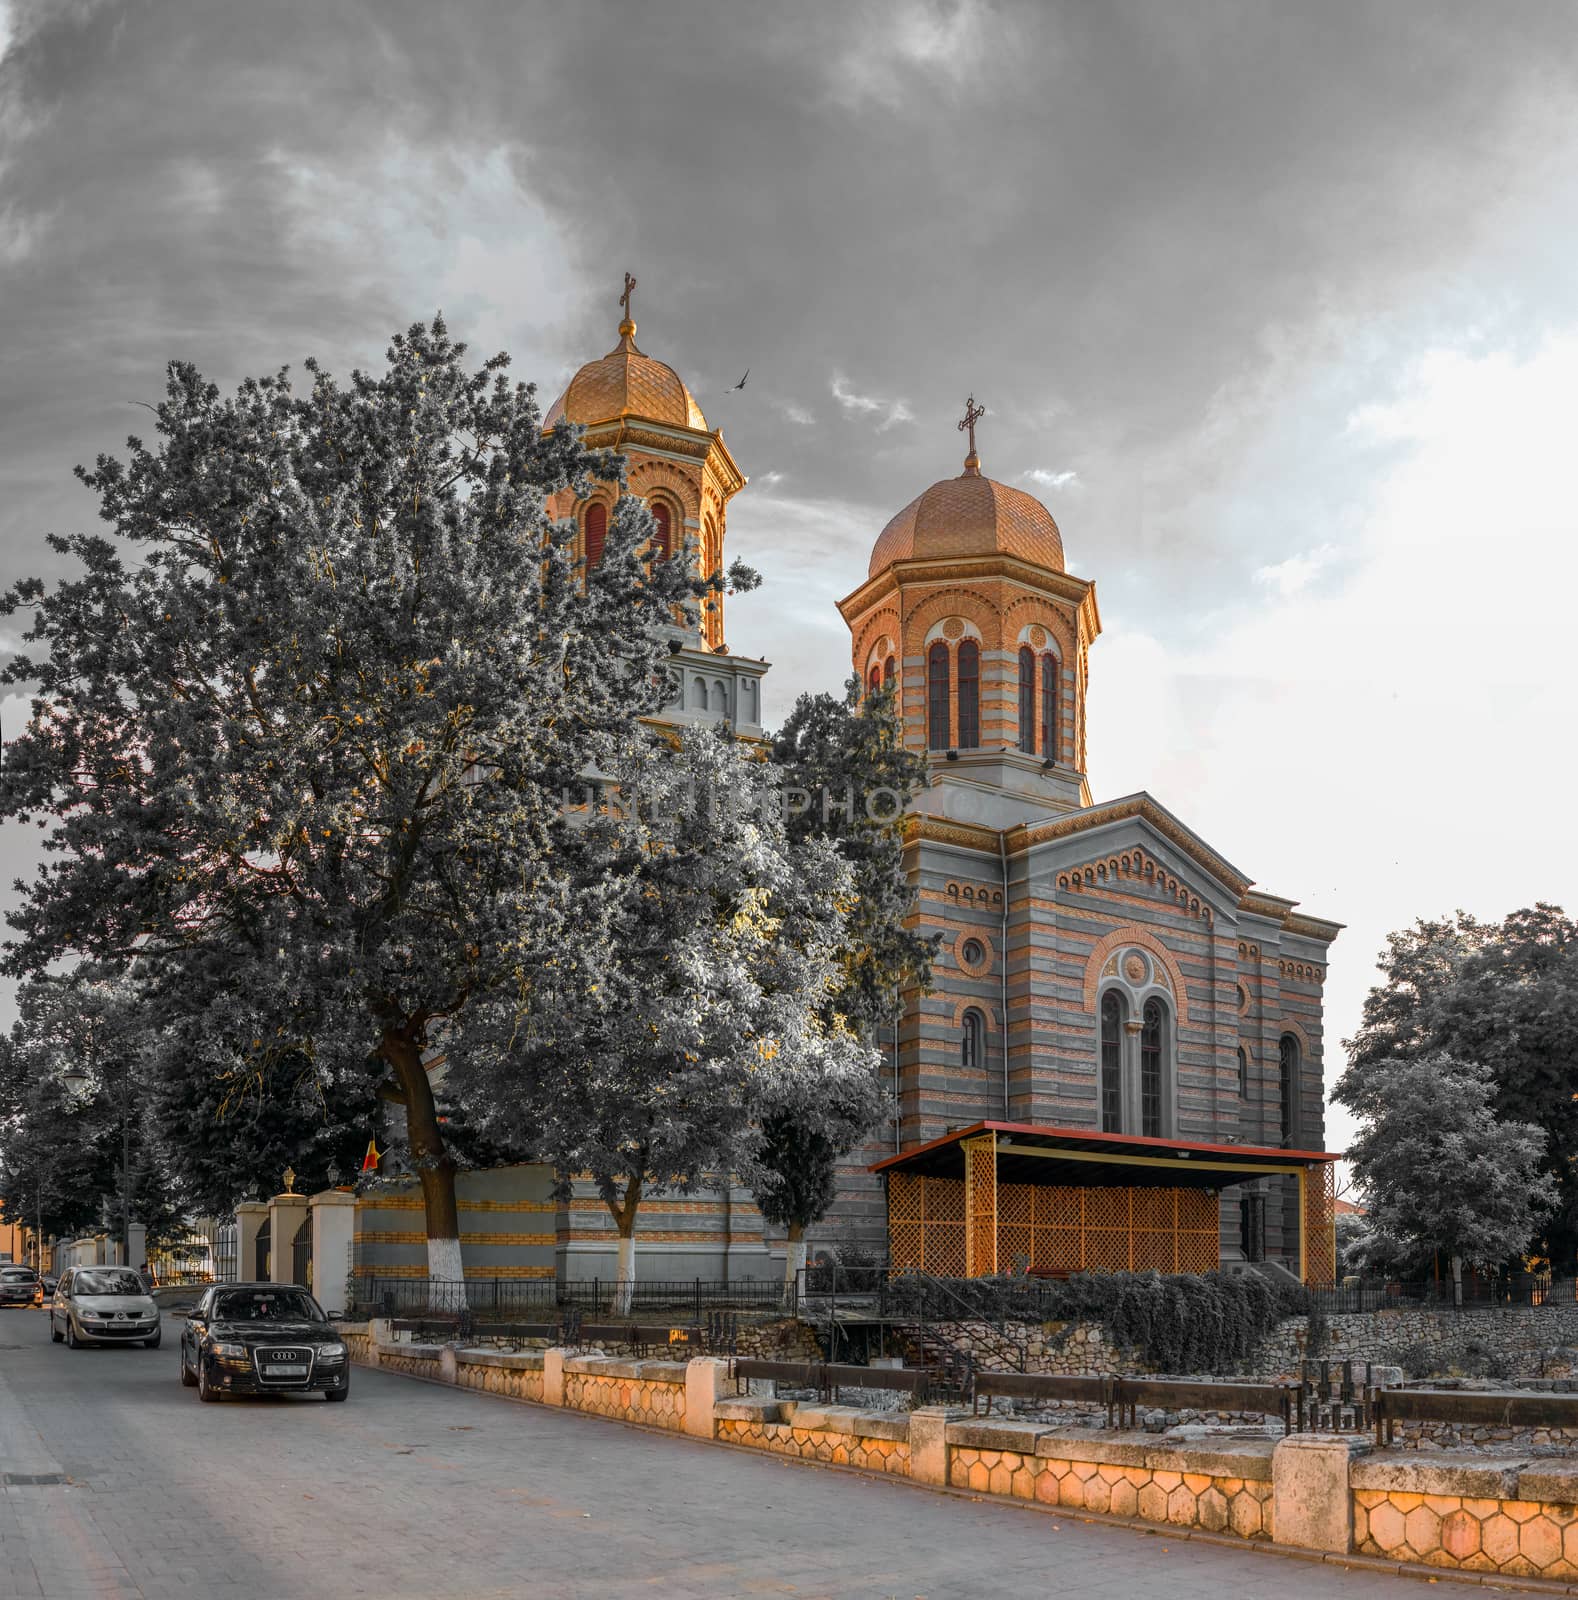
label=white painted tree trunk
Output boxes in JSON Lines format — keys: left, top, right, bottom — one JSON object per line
{"left": 1450, "top": 1253, "right": 1463, "bottom": 1310}
{"left": 427, "top": 1235, "right": 465, "bottom": 1307}
{"left": 782, "top": 1232, "right": 807, "bottom": 1312}
{"left": 614, "top": 1231, "right": 636, "bottom": 1315}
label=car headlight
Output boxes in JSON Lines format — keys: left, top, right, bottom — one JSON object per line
{"left": 211, "top": 1341, "right": 247, "bottom": 1358}
{"left": 315, "top": 1342, "right": 347, "bottom": 1358}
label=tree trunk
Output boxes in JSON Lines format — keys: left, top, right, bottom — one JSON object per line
{"left": 782, "top": 1221, "right": 807, "bottom": 1313}
{"left": 1451, "top": 1253, "right": 1463, "bottom": 1310}
{"left": 382, "top": 1027, "right": 463, "bottom": 1299}
{"left": 608, "top": 1174, "right": 642, "bottom": 1316}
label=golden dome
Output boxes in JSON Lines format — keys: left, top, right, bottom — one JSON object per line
{"left": 868, "top": 464, "right": 1065, "bottom": 578}
{"left": 544, "top": 319, "right": 708, "bottom": 433}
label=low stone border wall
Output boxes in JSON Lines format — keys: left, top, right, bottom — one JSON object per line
{"left": 341, "top": 1321, "right": 1578, "bottom": 1582}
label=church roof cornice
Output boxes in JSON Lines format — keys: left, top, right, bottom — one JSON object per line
{"left": 838, "top": 555, "right": 1100, "bottom": 638}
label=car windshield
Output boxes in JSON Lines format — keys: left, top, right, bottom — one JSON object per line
{"left": 213, "top": 1290, "right": 322, "bottom": 1323}
{"left": 74, "top": 1270, "right": 145, "bottom": 1296}
{"left": 2, "top": 1268, "right": 35, "bottom": 1282}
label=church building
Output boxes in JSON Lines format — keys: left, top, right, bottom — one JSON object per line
{"left": 345, "top": 288, "right": 1342, "bottom": 1289}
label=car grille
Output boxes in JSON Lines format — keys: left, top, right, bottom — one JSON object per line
{"left": 252, "top": 1346, "right": 315, "bottom": 1386}
{"left": 86, "top": 1314, "right": 152, "bottom": 1337}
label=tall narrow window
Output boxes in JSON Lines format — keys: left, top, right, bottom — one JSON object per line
{"left": 1099, "top": 992, "right": 1124, "bottom": 1133}
{"left": 584, "top": 502, "right": 607, "bottom": 569}
{"left": 1141, "top": 999, "right": 1165, "bottom": 1137}
{"left": 1040, "top": 654, "right": 1058, "bottom": 761}
{"left": 961, "top": 1008, "right": 985, "bottom": 1071}
{"left": 649, "top": 501, "right": 671, "bottom": 563}
{"left": 956, "top": 639, "right": 980, "bottom": 748}
{"left": 1238, "top": 1046, "right": 1250, "bottom": 1099}
{"left": 927, "top": 643, "right": 951, "bottom": 749}
{"left": 1279, "top": 1035, "right": 1299, "bottom": 1146}
{"left": 1018, "top": 646, "right": 1036, "bottom": 752}
{"left": 868, "top": 664, "right": 882, "bottom": 694}
{"left": 883, "top": 654, "right": 896, "bottom": 688}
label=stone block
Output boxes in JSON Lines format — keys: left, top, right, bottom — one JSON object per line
{"left": 1351, "top": 1455, "right": 1524, "bottom": 1500}
{"left": 542, "top": 1347, "right": 568, "bottom": 1407}
{"left": 1140, "top": 1442, "right": 1276, "bottom": 1481}
{"left": 1273, "top": 1435, "right": 1364, "bottom": 1553}
{"left": 685, "top": 1357, "right": 731, "bottom": 1440}
{"left": 1032, "top": 1431, "right": 1149, "bottom": 1468}
{"left": 1518, "top": 1465, "right": 1578, "bottom": 1507}
{"left": 459, "top": 1350, "right": 544, "bottom": 1371}
{"left": 598, "top": 1360, "right": 642, "bottom": 1380}
{"left": 910, "top": 1407, "right": 954, "bottom": 1487}
{"left": 848, "top": 1412, "right": 912, "bottom": 1443}
{"left": 438, "top": 1346, "right": 459, "bottom": 1384}
{"left": 946, "top": 1420, "right": 1051, "bottom": 1453}
{"left": 714, "top": 1398, "right": 784, "bottom": 1423}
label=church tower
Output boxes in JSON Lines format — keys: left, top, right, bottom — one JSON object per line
{"left": 837, "top": 400, "right": 1101, "bottom": 825}
{"left": 543, "top": 276, "right": 767, "bottom": 737}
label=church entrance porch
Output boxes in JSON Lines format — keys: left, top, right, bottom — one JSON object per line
{"left": 874, "top": 1122, "right": 1338, "bottom": 1284}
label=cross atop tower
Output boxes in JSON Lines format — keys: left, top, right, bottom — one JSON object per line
{"left": 620, "top": 271, "right": 637, "bottom": 323}
{"left": 959, "top": 394, "right": 985, "bottom": 474}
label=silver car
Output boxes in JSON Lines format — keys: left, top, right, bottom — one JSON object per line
{"left": 50, "top": 1267, "right": 162, "bottom": 1349}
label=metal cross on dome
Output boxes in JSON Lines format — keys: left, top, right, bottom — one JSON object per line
{"left": 958, "top": 394, "right": 985, "bottom": 456}
{"left": 620, "top": 271, "right": 637, "bottom": 320}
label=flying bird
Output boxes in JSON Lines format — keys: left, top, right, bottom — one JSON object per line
{"left": 731, "top": 369, "right": 749, "bottom": 391}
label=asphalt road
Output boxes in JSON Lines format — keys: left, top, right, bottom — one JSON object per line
{"left": 0, "top": 1304, "right": 1500, "bottom": 1600}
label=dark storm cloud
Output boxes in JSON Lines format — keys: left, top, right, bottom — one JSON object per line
{"left": 1, "top": 0, "right": 1576, "bottom": 623}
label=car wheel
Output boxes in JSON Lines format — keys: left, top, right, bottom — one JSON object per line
{"left": 65, "top": 1318, "right": 81, "bottom": 1350}
{"left": 196, "top": 1357, "right": 220, "bottom": 1402}
{"left": 180, "top": 1347, "right": 197, "bottom": 1387}
{"left": 50, "top": 1316, "right": 63, "bottom": 1345}
{"left": 324, "top": 1386, "right": 349, "bottom": 1402}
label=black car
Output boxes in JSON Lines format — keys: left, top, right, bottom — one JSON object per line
{"left": 0, "top": 1266, "right": 41, "bottom": 1307}
{"left": 180, "top": 1282, "right": 350, "bottom": 1403}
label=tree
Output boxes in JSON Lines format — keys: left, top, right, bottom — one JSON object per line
{"left": 466, "top": 722, "right": 877, "bottom": 1311}
{"left": 1338, "top": 905, "right": 1578, "bottom": 1261}
{"left": 751, "top": 676, "right": 935, "bottom": 1286}
{"left": 1340, "top": 1054, "right": 1556, "bottom": 1305}
{"left": 0, "top": 972, "right": 182, "bottom": 1252}
{"left": 0, "top": 318, "right": 699, "bottom": 1281}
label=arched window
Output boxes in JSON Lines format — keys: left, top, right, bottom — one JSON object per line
{"left": 961, "top": 1008, "right": 985, "bottom": 1072}
{"left": 1040, "top": 653, "right": 1058, "bottom": 761}
{"left": 1017, "top": 645, "right": 1036, "bottom": 753}
{"left": 927, "top": 643, "right": 951, "bottom": 749}
{"left": 1141, "top": 998, "right": 1166, "bottom": 1137}
{"left": 868, "top": 664, "right": 882, "bottom": 694}
{"left": 1238, "top": 1046, "right": 1250, "bottom": 1099}
{"left": 1279, "top": 1035, "right": 1299, "bottom": 1146}
{"left": 956, "top": 639, "right": 980, "bottom": 748}
{"left": 1099, "top": 992, "right": 1124, "bottom": 1133}
{"left": 649, "top": 501, "right": 671, "bottom": 563}
{"left": 884, "top": 654, "right": 896, "bottom": 688}
{"left": 584, "top": 502, "right": 607, "bottom": 569}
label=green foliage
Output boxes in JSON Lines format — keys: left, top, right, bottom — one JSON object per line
{"left": 1338, "top": 905, "right": 1578, "bottom": 1261}
{"left": 1381, "top": 1338, "right": 1510, "bottom": 1382}
{"left": 885, "top": 1270, "right": 1301, "bottom": 1373}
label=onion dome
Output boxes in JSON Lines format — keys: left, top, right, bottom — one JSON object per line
{"left": 867, "top": 455, "right": 1065, "bottom": 579}
{"left": 543, "top": 315, "right": 708, "bottom": 433}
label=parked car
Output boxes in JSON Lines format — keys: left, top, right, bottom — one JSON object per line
{"left": 50, "top": 1267, "right": 162, "bottom": 1347}
{"left": 179, "top": 1282, "right": 349, "bottom": 1403}
{"left": 0, "top": 1266, "right": 42, "bottom": 1308}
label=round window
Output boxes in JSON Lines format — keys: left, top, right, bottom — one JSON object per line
{"left": 1236, "top": 984, "right": 1249, "bottom": 1012}
{"left": 961, "top": 938, "right": 985, "bottom": 966}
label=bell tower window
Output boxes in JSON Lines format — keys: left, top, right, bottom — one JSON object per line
{"left": 956, "top": 639, "right": 980, "bottom": 749}
{"left": 1279, "top": 1034, "right": 1300, "bottom": 1146}
{"left": 927, "top": 643, "right": 951, "bottom": 750}
{"left": 1017, "top": 646, "right": 1035, "bottom": 753}
{"left": 584, "top": 502, "right": 607, "bottom": 569}
{"left": 1040, "top": 653, "right": 1058, "bottom": 761}
{"left": 1099, "top": 992, "right": 1124, "bottom": 1133}
{"left": 649, "top": 501, "right": 671, "bottom": 563}
{"left": 961, "top": 1008, "right": 985, "bottom": 1071}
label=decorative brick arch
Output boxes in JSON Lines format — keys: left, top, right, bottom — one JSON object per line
{"left": 1080, "top": 926, "right": 1192, "bottom": 1026}
{"left": 1276, "top": 1017, "right": 1316, "bottom": 1059}
{"left": 851, "top": 608, "right": 901, "bottom": 676}
{"left": 626, "top": 459, "right": 703, "bottom": 523}
{"left": 1056, "top": 845, "right": 1214, "bottom": 926}
{"left": 901, "top": 588, "right": 1003, "bottom": 655}
{"left": 947, "top": 998, "right": 999, "bottom": 1031}
{"left": 1001, "top": 595, "right": 1074, "bottom": 657}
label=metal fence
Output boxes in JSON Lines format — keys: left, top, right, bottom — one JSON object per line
{"left": 350, "top": 1276, "right": 794, "bottom": 1321}
{"left": 1304, "top": 1274, "right": 1569, "bottom": 1314}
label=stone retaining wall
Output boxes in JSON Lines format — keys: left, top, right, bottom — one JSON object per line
{"left": 343, "top": 1322, "right": 1578, "bottom": 1579}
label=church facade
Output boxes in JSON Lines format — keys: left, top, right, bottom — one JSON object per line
{"left": 349, "top": 293, "right": 1342, "bottom": 1286}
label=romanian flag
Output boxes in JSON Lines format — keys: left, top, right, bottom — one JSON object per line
{"left": 361, "top": 1138, "right": 382, "bottom": 1174}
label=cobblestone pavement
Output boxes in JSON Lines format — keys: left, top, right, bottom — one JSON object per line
{"left": 0, "top": 1307, "right": 1499, "bottom": 1600}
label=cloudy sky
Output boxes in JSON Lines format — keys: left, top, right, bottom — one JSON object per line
{"left": 3, "top": 0, "right": 1578, "bottom": 1153}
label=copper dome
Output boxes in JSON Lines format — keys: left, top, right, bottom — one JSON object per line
{"left": 543, "top": 320, "right": 708, "bottom": 433}
{"left": 868, "top": 470, "right": 1065, "bottom": 578}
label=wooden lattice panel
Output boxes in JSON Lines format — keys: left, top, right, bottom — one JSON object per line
{"left": 1302, "top": 1162, "right": 1337, "bottom": 1285}
{"left": 887, "top": 1173, "right": 967, "bottom": 1277}
{"left": 965, "top": 1138, "right": 998, "bottom": 1277}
